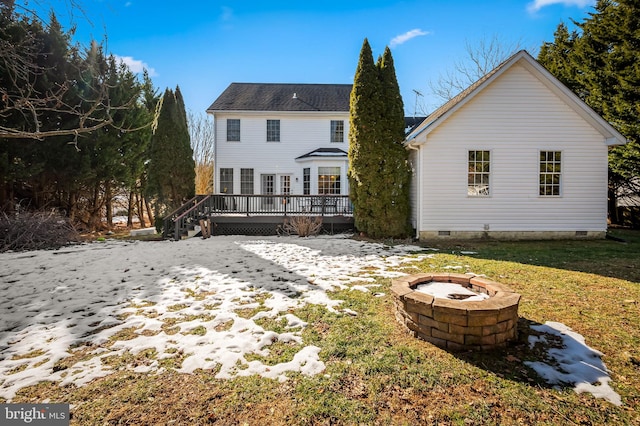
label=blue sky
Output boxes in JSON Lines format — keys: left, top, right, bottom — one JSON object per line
{"left": 43, "top": 0, "right": 596, "bottom": 115}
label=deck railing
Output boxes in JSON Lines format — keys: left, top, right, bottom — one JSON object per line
{"left": 164, "top": 194, "right": 352, "bottom": 240}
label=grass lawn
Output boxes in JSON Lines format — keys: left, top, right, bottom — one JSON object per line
{"left": 7, "top": 229, "right": 640, "bottom": 425}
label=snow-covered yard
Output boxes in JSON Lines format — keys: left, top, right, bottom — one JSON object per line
{"left": 0, "top": 235, "right": 620, "bottom": 405}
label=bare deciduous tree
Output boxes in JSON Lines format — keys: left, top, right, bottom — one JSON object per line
{"left": 188, "top": 110, "right": 214, "bottom": 194}
{"left": 0, "top": 0, "right": 147, "bottom": 141}
{"left": 428, "top": 35, "right": 525, "bottom": 105}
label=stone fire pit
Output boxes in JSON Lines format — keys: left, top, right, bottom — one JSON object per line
{"left": 391, "top": 273, "right": 521, "bottom": 351}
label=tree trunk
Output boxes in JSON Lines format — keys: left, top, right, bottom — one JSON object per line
{"left": 68, "top": 192, "right": 77, "bottom": 222}
{"left": 0, "top": 181, "right": 8, "bottom": 212}
{"left": 105, "top": 181, "right": 113, "bottom": 229}
{"left": 144, "top": 196, "right": 154, "bottom": 226}
{"left": 127, "top": 190, "right": 135, "bottom": 228}
{"left": 608, "top": 185, "right": 620, "bottom": 225}
{"left": 135, "top": 192, "right": 145, "bottom": 228}
{"left": 88, "top": 184, "right": 102, "bottom": 231}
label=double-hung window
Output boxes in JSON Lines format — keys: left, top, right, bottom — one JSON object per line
{"left": 220, "top": 168, "right": 234, "bottom": 194}
{"left": 227, "top": 119, "right": 240, "bottom": 141}
{"left": 539, "top": 151, "right": 562, "bottom": 196}
{"left": 303, "top": 168, "right": 311, "bottom": 195}
{"left": 318, "top": 167, "right": 341, "bottom": 195}
{"left": 331, "top": 120, "right": 344, "bottom": 143}
{"left": 468, "top": 150, "right": 490, "bottom": 196}
{"left": 267, "top": 120, "right": 280, "bottom": 142}
{"left": 240, "top": 168, "right": 254, "bottom": 194}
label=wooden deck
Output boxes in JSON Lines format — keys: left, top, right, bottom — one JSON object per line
{"left": 163, "top": 194, "right": 354, "bottom": 240}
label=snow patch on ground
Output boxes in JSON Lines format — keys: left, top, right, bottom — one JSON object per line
{"left": 0, "top": 235, "right": 426, "bottom": 401}
{"left": 415, "top": 282, "right": 489, "bottom": 302}
{"left": 525, "top": 321, "right": 621, "bottom": 406}
{"left": 0, "top": 236, "right": 621, "bottom": 407}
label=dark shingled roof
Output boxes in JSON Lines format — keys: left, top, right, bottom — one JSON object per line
{"left": 207, "top": 83, "right": 352, "bottom": 112}
{"left": 295, "top": 148, "right": 348, "bottom": 160}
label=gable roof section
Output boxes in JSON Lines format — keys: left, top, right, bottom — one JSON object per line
{"left": 406, "top": 50, "right": 626, "bottom": 147}
{"left": 207, "top": 83, "right": 352, "bottom": 112}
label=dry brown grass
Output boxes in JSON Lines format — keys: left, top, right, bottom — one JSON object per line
{"left": 3, "top": 230, "right": 640, "bottom": 425}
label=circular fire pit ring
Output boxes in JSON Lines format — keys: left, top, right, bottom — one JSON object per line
{"left": 391, "top": 273, "right": 521, "bottom": 351}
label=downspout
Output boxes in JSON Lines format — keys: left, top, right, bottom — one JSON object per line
{"left": 406, "top": 142, "right": 421, "bottom": 240}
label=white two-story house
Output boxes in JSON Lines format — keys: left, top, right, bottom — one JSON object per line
{"left": 207, "top": 83, "right": 352, "bottom": 204}
{"left": 205, "top": 51, "right": 625, "bottom": 240}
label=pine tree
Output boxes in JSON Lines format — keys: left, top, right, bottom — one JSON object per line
{"left": 538, "top": 23, "right": 580, "bottom": 94}
{"left": 348, "top": 39, "right": 411, "bottom": 238}
{"left": 538, "top": 0, "right": 640, "bottom": 224}
{"left": 146, "top": 87, "right": 195, "bottom": 227}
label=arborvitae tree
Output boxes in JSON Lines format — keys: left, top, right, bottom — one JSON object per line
{"left": 374, "top": 47, "right": 412, "bottom": 237}
{"left": 348, "top": 39, "right": 411, "bottom": 238}
{"left": 348, "top": 38, "right": 382, "bottom": 236}
{"left": 146, "top": 87, "right": 195, "bottom": 227}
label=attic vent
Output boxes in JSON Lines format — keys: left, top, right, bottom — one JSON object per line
{"left": 292, "top": 93, "right": 297, "bottom": 99}
{"left": 438, "top": 231, "right": 451, "bottom": 236}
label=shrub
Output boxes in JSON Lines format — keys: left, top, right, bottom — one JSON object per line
{"left": 281, "top": 215, "right": 323, "bottom": 237}
{"left": 0, "top": 211, "right": 80, "bottom": 252}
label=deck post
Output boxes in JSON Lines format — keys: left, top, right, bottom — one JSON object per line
{"left": 174, "top": 218, "right": 181, "bottom": 241}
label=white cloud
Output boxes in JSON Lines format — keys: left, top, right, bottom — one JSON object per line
{"left": 390, "top": 29, "right": 430, "bottom": 48}
{"left": 115, "top": 55, "right": 158, "bottom": 77}
{"left": 221, "top": 6, "right": 233, "bottom": 21}
{"left": 527, "top": 0, "right": 596, "bottom": 13}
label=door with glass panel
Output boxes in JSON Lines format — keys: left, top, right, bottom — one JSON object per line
{"left": 280, "top": 175, "right": 291, "bottom": 211}
{"left": 261, "top": 174, "right": 275, "bottom": 210}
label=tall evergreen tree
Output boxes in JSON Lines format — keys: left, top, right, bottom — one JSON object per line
{"left": 348, "top": 39, "right": 411, "bottom": 238}
{"left": 373, "top": 47, "right": 412, "bottom": 237}
{"left": 146, "top": 87, "right": 195, "bottom": 226}
{"left": 538, "top": 0, "right": 640, "bottom": 224}
{"left": 349, "top": 38, "right": 382, "bottom": 236}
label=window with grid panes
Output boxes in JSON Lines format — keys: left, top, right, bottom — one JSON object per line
{"left": 267, "top": 120, "right": 280, "bottom": 142}
{"left": 280, "top": 175, "right": 291, "bottom": 195}
{"left": 219, "top": 168, "right": 233, "bottom": 193}
{"left": 318, "top": 167, "right": 341, "bottom": 195}
{"left": 227, "top": 119, "right": 240, "bottom": 141}
{"left": 240, "top": 168, "right": 254, "bottom": 194}
{"left": 468, "top": 150, "right": 490, "bottom": 196}
{"left": 539, "top": 151, "right": 562, "bottom": 196}
{"left": 331, "top": 120, "right": 344, "bottom": 143}
{"left": 303, "top": 168, "right": 310, "bottom": 195}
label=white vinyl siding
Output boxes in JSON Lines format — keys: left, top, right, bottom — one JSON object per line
{"left": 413, "top": 63, "right": 609, "bottom": 234}
{"left": 408, "top": 150, "right": 419, "bottom": 229}
{"left": 214, "top": 112, "right": 349, "bottom": 194}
